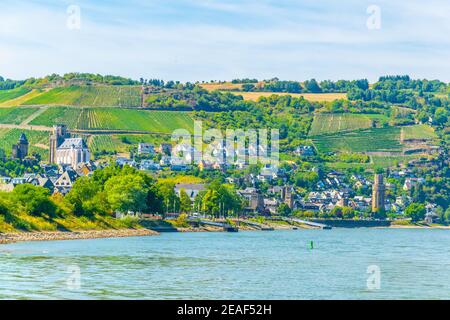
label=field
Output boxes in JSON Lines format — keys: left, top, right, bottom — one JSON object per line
{"left": 402, "top": 124, "right": 437, "bottom": 140}
{"left": 29, "top": 107, "right": 194, "bottom": 133}
{"left": 0, "top": 107, "right": 41, "bottom": 125}
{"left": 0, "top": 88, "right": 31, "bottom": 104}
{"left": 312, "top": 127, "right": 403, "bottom": 153}
{"left": 200, "top": 82, "right": 244, "bottom": 91}
{"left": 0, "top": 128, "right": 49, "bottom": 158}
{"left": 309, "top": 113, "right": 388, "bottom": 136}
{"left": 229, "top": 92, "right": 347, "bottom": 102}
{"left": 21, "top": 85, "right": 142, "bottom": 107}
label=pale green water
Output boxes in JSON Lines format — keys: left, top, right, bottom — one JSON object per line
{"left": 1, "top": 229, "right": 449, "bottom": 299}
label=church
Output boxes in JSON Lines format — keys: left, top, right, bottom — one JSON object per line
{"left": 49, "top": 125, "right": 90, "bottom": 169}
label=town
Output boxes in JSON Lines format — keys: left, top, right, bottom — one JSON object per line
{"left": 1, "top": 120, "right": 448, "bottom": 228}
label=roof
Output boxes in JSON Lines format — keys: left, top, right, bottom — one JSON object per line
{"left": 58, "top": 138, "right": 87, "bottom": 150}
{"left": 19, "top": 133, "right": 28, "bottom": 144}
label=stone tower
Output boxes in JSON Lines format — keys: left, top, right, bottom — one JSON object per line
{"left": 49, "top": 124, "right": 69, "bottom": 164}
{"left": 11, "top": 133, "right": 29, "bottom": 160}
{"left": 372, "top": 174, "right": 386, "bottom": 212}
{"left": 282, "top": 186, "right": 294, "bottom": 209}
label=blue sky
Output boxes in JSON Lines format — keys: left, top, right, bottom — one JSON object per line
{"left": 1, "top": 0, "right": 449, "bottom": 82}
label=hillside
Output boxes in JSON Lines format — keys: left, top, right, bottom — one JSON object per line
{"left": 28, "top": 107, "right": 194, "bottom": 133}
{"left": 21, "top": 85, "right": 142, "bottom": 107}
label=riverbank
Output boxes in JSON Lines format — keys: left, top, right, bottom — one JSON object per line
{"left": 0, "top": 228, "right": 158, "bottom": 244}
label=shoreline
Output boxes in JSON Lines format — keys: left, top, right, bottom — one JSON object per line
{"left": 2, "top": 223, "right": 449, "bottom": 245}
{"left": 0, "top": 228, "right": 158, "bottom": 244}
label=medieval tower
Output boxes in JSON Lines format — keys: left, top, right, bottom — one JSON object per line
{"left": 11, "top": 133, "right": 29, "bottom": 160}
{"left": 372, "top": 174, "right": 386, "bottom": 213}
{"left": 49, "top": 124, "right": 69, "bottom": 164}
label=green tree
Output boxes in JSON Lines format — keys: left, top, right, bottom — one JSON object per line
{"left": 12, "top": 184, "right": 57, "bottom": 217}
{"left": 405, "top": 203, "right": 426, "bottom": 222}
{"left": 179, "top": 189, "right": 192, "bottom": 214}
{"left": 105, "top": 174, "right": 148, "bottom": 214}
{"left": 277, "top": 203, "right": 292, "bottom": 216}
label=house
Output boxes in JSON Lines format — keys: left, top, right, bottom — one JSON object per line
{"left": 174, "top": 183, "right": 206, "bottom": 201}
{"left": 294, "top": 145, "right": 315, "bottom": 156}
{"left": 159, "top": 143, "right": 172, "bottom": 155}
{"left": 138, "top": 143, "right": 155, "bottom": 156}
{"left": 76, "top": 162, "right": 96, "bottom": 176}
{"left": 54, "top": 169, "right": 79, "bottom": 195}
{"left": 159, "top": 155, "right": 171, "bottom": 167}
{"left": 116, "top": 157, "right": 136, "bottom": 167}
{"left": 403, "top": 177, "right": 425, "bottom": 191}
{"left": 140, "top": 160, "right": 160, "bottom": 171}
{"left": 238, "top": 188, "right": 265, "bottom": 213}
{"left": 263, "top": 198, "right": 278, "bottom": 214}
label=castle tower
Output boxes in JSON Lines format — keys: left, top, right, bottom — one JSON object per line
{"left": 11, "top": 133, "right": 29, "bottom": 160}
{"left": 282, "top": 186, "right": 294, "bottom": 209}
{"left": 18, "top": 133, "right": 29, "bottom": 159}
{"left": 372, "top": 174, "right": 386, "bottom": 212}
{"left": 49, "top": 124, "right": 69, "bottom": 163}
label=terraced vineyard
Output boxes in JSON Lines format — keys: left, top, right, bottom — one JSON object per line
{"left": 89, "top": 134, "right": 172, "bottom": 154}
{"left": 309, "top": 113, "right": 388, "bottom": 136}
{"left": 29, "top": 107, "right": 194, "bottom": 133}
{"left": 0, "top": 88, "right": 31, "bottom": 104}
{"left": 0, "top": 106, "right": 41, "bottom": 124}
{"left": 402, "top": 124, "right": 437, "bottom": 140}
{"left": 312, "top": 127, "right": 402, "bottom": 153}
{"left": 0, "top": 128, "right": 49, "bottom": 158}
{"left": 21, "top": 85, "right": 141, "bottom": 107}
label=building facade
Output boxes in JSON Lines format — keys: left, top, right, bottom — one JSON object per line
{"left": 55, "top": 138, "right": 90, "bottom": 169}
{"left": 49, "top": 125, "right": 70, "bottom": 163}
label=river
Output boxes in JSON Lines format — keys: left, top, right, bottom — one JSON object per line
{"left": 1, "top": 229, "right": 449, "bottom": 299}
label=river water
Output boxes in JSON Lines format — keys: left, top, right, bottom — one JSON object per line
{"left": 1, "top": 229, "right": 449, "bottom": 299}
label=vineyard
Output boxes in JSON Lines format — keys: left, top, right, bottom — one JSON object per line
{"left": 312, "top": 127, "right": 403, "bottom": 153}
{"left": 29, "top": 107, "right": 194, "bottom": 133}
{"left": 88, "top": 134, "right": 171, "bottom": 154}
{"left": 0, "top": 88, "right": 31, "bottom": 104}
{"left": 0, "top": 106, "right": 41, "bottom": 124}
{"left": 0, "top": 128, "right": 49, "bottom": 158}
{"left": 402, "top": 124, "right": 437, "bottom": 140}
{"left": 309, "top": 113, "right": 389, "bottom": 136}
{"left": 21, "top": 85, "right": 142, "bottom": 107}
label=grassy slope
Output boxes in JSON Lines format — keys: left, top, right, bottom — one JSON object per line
{"left": 0, "top": 212, "right": 140, "bottom": 233}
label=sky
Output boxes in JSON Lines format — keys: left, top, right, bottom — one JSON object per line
{"left": 0, "top": 0, "right": 450, "bottom": 82}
